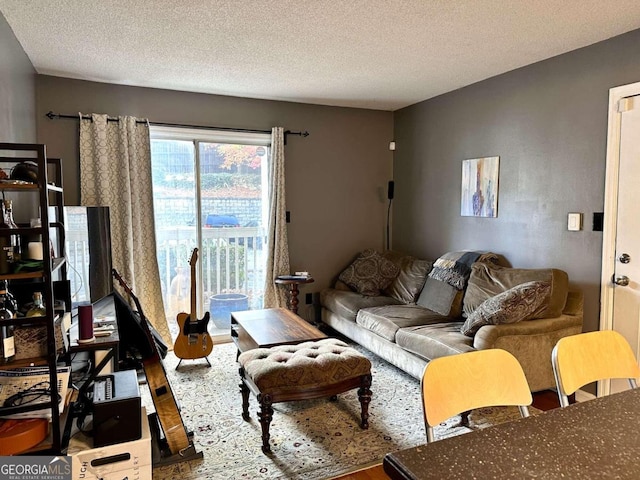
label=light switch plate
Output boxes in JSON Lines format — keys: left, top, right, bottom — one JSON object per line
{"left": 568, "top": 212, "right": 583, "bottom": 231}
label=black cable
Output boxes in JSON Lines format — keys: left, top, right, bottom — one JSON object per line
{"left": 3, "top": 381, "right": 62, "bottom": 407}
{"left": 386, "top": 198, "right": 392, "bottom": 250}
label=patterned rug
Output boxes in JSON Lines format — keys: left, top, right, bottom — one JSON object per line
{"left": 148, "top": 342, "right": 534, "bottom": 480}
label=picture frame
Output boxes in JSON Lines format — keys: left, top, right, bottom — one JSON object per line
{"left": 461, "top": 156, "right": 499, "bottom": 217}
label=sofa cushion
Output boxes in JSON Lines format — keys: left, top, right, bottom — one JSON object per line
{"left": 461, "top": 281, "right": 552, "bottom": 337}
{"left": 463, "top": 263, "right": 569, "bottom": 319}
{"left": 395, "top": 322, "right": 475, "bottom": 360}
{"left": 382, "top": 252, "right": 433, "bottom": 304}
{"left": 356, "top": 305, "right": 448, "bottom": 342}
{"left": 338, "top": 249, "right": 400, "bottom": 296}
{"left": 320, "top": 288, "right": 402, "bottom": 322}
{"left": 416, "top": 277, "right": 464, "bottom": 318}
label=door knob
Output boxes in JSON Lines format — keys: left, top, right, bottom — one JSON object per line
{"left": 619, "top": 253, "right": 631, "bottom": 264}
{"left": 614, "top": 275, "right": 630, "bottom": 286}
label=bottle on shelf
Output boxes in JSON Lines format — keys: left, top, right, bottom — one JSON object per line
{"left": 1, "top": 199, "right": 21, "bottom": 272}
{"left": 0, "top": 202, "right": 11, "bottom": 274}
{"left": 5, "top": 200, "right": 21, "bottom": 264}
{"left": 2, "top": 280, "right": 18, "bottom": 316}
{"left": 26, "top": 291, "right": 46, "bottom": 317}
{"left": 0, "top": 281, "right": 16, "bottom": 364}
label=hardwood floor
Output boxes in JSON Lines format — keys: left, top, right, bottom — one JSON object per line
{"left": 331, "top": 463, "right": 389, "bottom": 480}
{"left": 332, "top": 390, "right": 565, "bottom": 480}
{"left": 532, "top": 389, "right": 573, "bottom": 411}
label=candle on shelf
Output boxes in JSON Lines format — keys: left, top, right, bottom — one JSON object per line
{"left": 27, "top": 242, "right": 44, "bottom": 260}
{"left": 78, "top": 304, "right": 95, "bottom": 343}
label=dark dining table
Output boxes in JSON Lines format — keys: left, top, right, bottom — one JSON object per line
{"left": 383, "top": 388, "right": 640, "bottom": 479}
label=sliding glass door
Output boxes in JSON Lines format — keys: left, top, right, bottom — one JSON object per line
{"left": 150, "top": 127, "right": 270, "bottom": 341}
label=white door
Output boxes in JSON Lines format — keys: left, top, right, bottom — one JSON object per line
{"left": 600, "top": 84, "right": 640, "bottom": 396}
{"left": 611, "top": 94, "right": 640, "bottom": 393}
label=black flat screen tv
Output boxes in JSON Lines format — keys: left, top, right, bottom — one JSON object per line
{"left": 64, "top": 206, "right": 113, "bottom": 309}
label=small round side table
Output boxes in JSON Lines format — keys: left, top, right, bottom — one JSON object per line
{"left": 275, "top": 275, "right": 315, "bottom": 314}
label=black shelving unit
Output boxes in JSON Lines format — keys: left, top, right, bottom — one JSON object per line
{"left": 0, "top": 142, "right": 67, "bottom": 454}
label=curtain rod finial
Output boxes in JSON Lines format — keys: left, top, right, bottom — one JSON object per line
{"left": 45, "top": 111, "right": 56, "bottom": 120}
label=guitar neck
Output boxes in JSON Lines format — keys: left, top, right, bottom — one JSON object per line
{"left": 190, "top": 259, "right": 197, "bottom": 319}
{"left": 112, "top": 269, "right": 158, "bottom": 357}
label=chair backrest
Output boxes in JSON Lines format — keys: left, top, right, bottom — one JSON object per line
{"left": 421, "top": 349, "right": 532, "bottom": 442}
{"left": 552, "top": 330, "right": 640, "bottom": 406}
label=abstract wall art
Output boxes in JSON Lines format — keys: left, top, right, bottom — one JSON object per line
{"left": 461, "top": 156, "right": 499, "bottom": 217}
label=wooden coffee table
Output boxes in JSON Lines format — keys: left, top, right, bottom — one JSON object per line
{"left": 231, "top": 307, "right": 327, "bottom": 356}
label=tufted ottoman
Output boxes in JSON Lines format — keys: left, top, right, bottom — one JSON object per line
{"left": 238, "top": 338, "right": 372, "bottom": 453}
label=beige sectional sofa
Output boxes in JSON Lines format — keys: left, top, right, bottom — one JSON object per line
{"left": 320, "top": 250, "right": 583, "bottom": 392}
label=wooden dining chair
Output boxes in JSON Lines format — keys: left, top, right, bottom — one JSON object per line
{"left": 552, "top": 330, "right": 640, "bottom": 407}
{"left": 421, "top": 349, "right": 532, "bottom": 443}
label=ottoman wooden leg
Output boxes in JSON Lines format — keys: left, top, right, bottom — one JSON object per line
{"left": 358, "top": 374, "right": 372, "bottom": 429}
{"left": 239, "top": 367, "right": 250, "bottom": 421}
{"left": 257, "top": 393, "right": 274, "bottom": 454}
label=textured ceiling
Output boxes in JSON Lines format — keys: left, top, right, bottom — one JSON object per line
{"left": 2, "top": 0, "right": 640, "bottom": 111}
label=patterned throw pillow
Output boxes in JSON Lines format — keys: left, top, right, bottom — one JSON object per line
{"left": 461, "top": 281, "right": 551, "bottom": 337}
{"left": 339, "top": 249, "right": 400, "bottom": 296}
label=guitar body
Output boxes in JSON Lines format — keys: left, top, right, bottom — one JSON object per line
{"left": 172, "top": 248, "right": 214, "bottom": 361}
{"left": 0, "top": 418, "right": 48, "bottom": 455}
{"left": 173, "top": 311, "right": 213, "bottom": 359}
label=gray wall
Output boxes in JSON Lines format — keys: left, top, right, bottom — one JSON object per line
{"left": 393, "top": 28, "right": 640, "bottom": 334}
{"left": 0, "top": 12, "right": 36, "bottom": 142}
{"left": 35, "top": 76, "right": 394, "bottom": 298}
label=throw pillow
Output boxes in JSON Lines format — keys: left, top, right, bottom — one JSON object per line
{"left": 416, "top": 276, "right": 464, "bottom": 318}
{"left": 460, "top": 281, "right": 551, "bottom": 337}
{"left": 382, "top": 253, "right": 433, "bottom": 303}
{"left": 462, "top": 263, "right": 569, "bottom": 320}
{"left": 417, "top": 251, "right": 499, "bottom": 318}
{"left": 338, "top": 249, "right": 400, "bottom": 296}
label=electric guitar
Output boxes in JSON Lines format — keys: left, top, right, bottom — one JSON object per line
{"left": 173, "top": 248, "right": 213, "bottom": 364}
{"left": 111, "top": 269, "right": 197, "bottom": 458}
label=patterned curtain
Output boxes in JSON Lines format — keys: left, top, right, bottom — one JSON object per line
{"left": 263, "top": 127, "right": 290, "bottom": 308}
{"left": 79, "top": 114, "right": 171, "bottom": 344}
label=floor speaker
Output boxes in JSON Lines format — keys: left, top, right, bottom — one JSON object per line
{"left": 93, "top": 369, "right": 142, "bottom": 447}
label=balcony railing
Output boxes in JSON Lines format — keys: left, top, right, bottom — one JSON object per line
{"left": 67, "top": 226, "right": 267, "bottom": 323}
{"left": 155, "top": 226, "right": 267, "bottom": 319}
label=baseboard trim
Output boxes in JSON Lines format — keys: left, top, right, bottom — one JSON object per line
{"left": 575, "top": 389, "right": 596, "bottom": 402}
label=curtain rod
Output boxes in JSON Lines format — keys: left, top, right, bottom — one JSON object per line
{"left": 45, "top": 111, "right": 310, "bottom": 140}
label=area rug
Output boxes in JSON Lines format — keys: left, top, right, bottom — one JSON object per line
{"left": 147, "top": 342, "right": 535, "bottom": 480}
